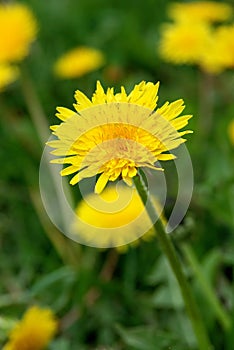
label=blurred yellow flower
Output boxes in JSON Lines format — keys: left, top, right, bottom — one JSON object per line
{"left": 217, "top": 25, "right": 234, "bottom": 69}
{"left": 228, "top": 120, "right": 234, "bottom": 145}
{"left": 0, "top": 64, "right": 19, "bottom": 91}
{"left": 199, "top": 42, "right": 224, "bottom": 74}
{"left": 72, "top": 185, "right": 166, "bottom": 249}
{"left": 168, "top": 1, "right": 232, "bottom": 23}
{"left": 54, "top": 46, "right": 105, "bottom": 79}
{"left": 48, "top": 81, "right": 192, "bottom": 194}
{"left": 3, "top": 306, "right": 57, "bottom": 350}
{"left": 199, "top": 25, "right": 234, "bottom": 74}
{"left": 0, "top": 3, "right": 37, "bottom": 63}
{"left": 158, "top": 22, "right": 211, "bottom": 65}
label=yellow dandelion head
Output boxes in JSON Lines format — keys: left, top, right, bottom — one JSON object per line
{"left": 168, "top": 1, "right": 233, "bottom": 23}
{"left": 200, "top": 25, "right": 234, "bottom": 74}
{"left": 0, "top": 3, "right": 37, "bottom": 63}
{"left": 3, "top": 306, "right": 58, "bottom": 350}
{"left": 71, "top": 185, "right": 166, "bottom": 248}
{"left": 199, "top": 39, "right": 225, "bottom": 74}
{"left": 54, "top": 46, "right": 105, "bottom": 79}
{"left": 158, "top": 21, "right": 212, "bottom": 65}
{"left": 214, "top": 25, "right": 234, "bottom": 69}
{"left": 0, "top": 64, "right": 18, "bottom": 91}
{"left": 48, "top": 81, "right": 192, "bottom": 194}
{"left": 228, "top": 120, "right": 234, "bottom": 145}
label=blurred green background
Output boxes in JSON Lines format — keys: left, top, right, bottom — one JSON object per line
{"left": 0, "top": 0, "right": 234, "bottom": 349}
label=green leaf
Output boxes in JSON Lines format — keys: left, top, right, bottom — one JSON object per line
{"left": 147, "top": 256, "right": 184, "bottom": 309}
{"left": 30, "top": 267, "right": 76, "bottom": 295}
{"left": 116, "top": 324, "right": 186, "bottom": 350}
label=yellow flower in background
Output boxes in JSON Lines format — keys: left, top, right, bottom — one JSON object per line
{"left": 199, "top": 38, "right": 226, "bottom": 74}
{"left": 214, "top": 25, "right": 234, "bottom": 69}
{"left": 228, "top": 120, "right": 234, "bottom": 145}
{"left": 0, "top": 64, "right": 19, "bottom": 91}
{"left": 0, "top": 3, "right": 37, "bottom": 63}
{"left": 48, "top": 81, "right": 192, "bottom": 194}
{"left": 168, "top": 1, "right": 232, "bottom": 23}
{"left": 3, "top": 306, "right": 57, "bottom": 350}
{"left": 54, "top": 46, "right": 105, "bottom": 79}
{"left": 72, "top": 185, "right": 166, "bottom": 249}
{"left": 200, "top": 25, "right": 234, "bottom": 74}
{"left": 158, "top": 22, "right": 211, "bottom": 65}
{"left": 159, "top": 2, "right": 234, "bottom": 73}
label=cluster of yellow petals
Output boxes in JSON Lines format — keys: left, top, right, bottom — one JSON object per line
{"left": 3, "top": 306, "right": 57, "bottom": 350}
{"left": 200, "top": 25, "right": 234, "bottom": 73}
{"left": 73, "top": 79, "right": 160, "bottom": 112}
{"left": 159, "top": 1, "right": 234, "bottom": 74}
{"left": 0, "top": 3, "right": 37, "bottom": 91}
{"left": 168, "top": 1, "right": 232, "bottom": 23}
{"left": 72, "top": 185, "right": 166, "bottom": 249}
{"left": 48, "top": 81, "right": 192, "bottom": 194}
{"left": 159, "top": 22, "right": 212, "bottom": 65}
{"left": 54, "top": 46, "right": 105, "bottom": 79}
{"left": 0, "top": 3, "right": 37, "bottom": 63}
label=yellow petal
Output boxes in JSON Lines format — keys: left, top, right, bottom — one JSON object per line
{"left": 95, "top": 173, "right": 110, "bottom": 194}
{"left": 61, "top": 165, "right": 78, "bottom": 176}
{"left": 56, "top": 107, "right": 76, "bottom": 121}
{"left": 157, "top": 153, "right": 176, "bottom": 161}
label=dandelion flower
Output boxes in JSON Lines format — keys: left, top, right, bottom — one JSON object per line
{"left": 212, "top": 25, "right": 234, "bottom": 69}
{"left": 199, "top": 37, "right": 226, "bottom": 74}
{"left": 48, "top": 81, "right": 192, "bottom": 194}
{"left": 54, "top": 46, "right": 105, "bottom": 79}
{"left": 228, "top": 120, "right": 234, "bottom": 145}
{"left": 3, "top": 306, "right": 57, "bottom": 350}
{"left": 199, "top": 25, "right": 234, "bottom": 74}
{"left": 0, "top": 64, "right": 18, "bottom": 91}
{"left": 215, "top": 25, "right": 234, "bottom": 69}
{"left": 72, "top": 185, "right": 166, "bottom": 248}
{"left": 168, "top": 1, "right": 233, "bottom": 23}
{"left": 0, "top": 3, "right": 37, "bottom": 63}
{"left": 158, "top": 22, "right": 211, "bottom": 65}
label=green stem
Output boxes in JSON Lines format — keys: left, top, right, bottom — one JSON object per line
{"left": 182, "top": 244, "right": 231, "bottom": 331}
{"left": 20, "top": 68, "right": 50, "bottom": 144}
{"left": 133, "top": 173, "right": 212, "bottom": 350}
